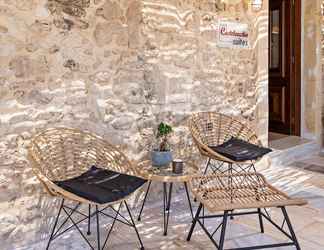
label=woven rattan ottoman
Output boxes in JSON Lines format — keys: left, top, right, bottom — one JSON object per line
{"left": 187, "top": 173, "right": 307, "bottom": 250}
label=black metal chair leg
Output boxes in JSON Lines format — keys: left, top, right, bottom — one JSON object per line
{"left": 87, "top": 204, "right": 91, "bottom": 235}
{"left": 187, "top": 203, "right": 203, "bottom": 241}
{"left": 184, "top": 182, "right": 193, "bottom": 219}
{"left": 258, "top": 208, "right": 264, "bottom": 233}
{"left": 202, "top": 205, "right": 205, "bottom": 225}
{"left": 96, "top": 205, "right": 101, "bottom": 250}
{"left": 281, "top": 207, "right": 301, "bottom": 250}
{"left": 203, "top": 158, "right": 211, "bottom": 175}
{"left": 219, "top": 211, "right": 229, "bottom": 250}
{"left": 194, "top": 158, "right": 211, "bottom": 203}
{"left": 102, "top": 204, "right": 122, "bottom": 250}
{"left": 46, "top": 199, "right": 65, "bottom": 250}
{"left": 125, "top": 201, "right": 145, "bottom": 250}
{"left": 137, "top": 180, "right": 152, "bottom": 221}
{"left": 61, "top": 206, "right": 94, "bottom": 249}
{"left": 228, "top": 164, "right": 234, "bottom": 220}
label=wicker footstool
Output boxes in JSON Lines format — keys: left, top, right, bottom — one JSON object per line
{"left": 187, "top": 173, "right": 307, "bottom": 250}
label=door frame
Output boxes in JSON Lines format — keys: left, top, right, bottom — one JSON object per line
{"left": 290, "top": 0, "right": 301, "bottom": 136}
{"left": 268, "top": 0, "right": 301, "bottom": 136}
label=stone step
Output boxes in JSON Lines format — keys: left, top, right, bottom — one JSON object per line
{"left": 268, "top": 136, "right": 320, "bottom": 166}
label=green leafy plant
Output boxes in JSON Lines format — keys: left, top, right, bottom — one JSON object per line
{"left": 156, "top": 122, "right": 173, "bottom": 151}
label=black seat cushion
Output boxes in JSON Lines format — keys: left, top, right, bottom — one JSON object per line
{"left": 209, "top": 137, "right": 272, "bottom": 162}
{"left": 55, "top": 166, "right": 146, "bottom": 204}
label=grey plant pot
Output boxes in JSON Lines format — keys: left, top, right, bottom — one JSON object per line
{"left": 151, "top": 150, "right": 173, "bottom": 167}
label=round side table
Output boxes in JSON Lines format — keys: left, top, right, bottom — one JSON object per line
{"left": 136, "top": 160, "right": 199, "bottom": 236}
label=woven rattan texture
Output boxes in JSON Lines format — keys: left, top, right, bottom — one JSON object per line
{"left": 189, "top": 112, "right": 260, "bottom": 163}
{"left": 136, "top": 160, "right": 199, "bottom": 183}
{"left": 190, "top": 173, "right": 307, "bottom": 212}
{"left": 28, "top": 127, "right": 139, "bottom": 205}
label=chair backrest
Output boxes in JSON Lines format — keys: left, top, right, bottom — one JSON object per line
{"left": 189, "top": 112, "right": 259, "bottom": 149}
{"left": 28, "top": 127, "right": 135, "bottom": 182}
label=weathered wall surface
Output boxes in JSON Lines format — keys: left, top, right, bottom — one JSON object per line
{"left": 321, "top": 1, "right": 324, "bottom": 147}
{"left": 302, "top": 0, "right": 322, "bottom": 141}
{"left": 0, "top": 0, "right": 268, "bottom": 248}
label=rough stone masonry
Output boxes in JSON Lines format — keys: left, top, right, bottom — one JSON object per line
{"left": 0, "top": 0, "right": 268, "bottom": 248}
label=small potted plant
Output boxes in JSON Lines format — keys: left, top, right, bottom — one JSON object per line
{"left": 151, "top": 122, "right": 173, "bottom": 166}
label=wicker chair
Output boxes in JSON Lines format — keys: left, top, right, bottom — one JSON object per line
{"left": 189, "top": 112, "right": 265, "bottom": 175}
{"left": 187, "top": 173, "right": 307, "bottom": 250}
{"left": 28, "top": 127, "right": 145, "bottom": 250}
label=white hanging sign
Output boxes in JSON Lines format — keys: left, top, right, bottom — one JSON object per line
{"left": 217, "top": 21, "right": 249, "bottom": 48}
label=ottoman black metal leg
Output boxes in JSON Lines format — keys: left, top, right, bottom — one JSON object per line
{"left": 137, "top": 180, "right": 152, "bottom": 221}
{"left": 219, "top": 211, "right": 229, "bottom": 250}
{"left": 258, "top": 208, "right": 264, "bottom": 233}
{"left": 281, "top": 207, "right": 301, "bottom": 250}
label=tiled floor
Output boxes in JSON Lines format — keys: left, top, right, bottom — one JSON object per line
{"left": 14, "top": 155, "right": 324, "bottom": 250}
{"left": 269, "top": 132, "right": 289, "bottom": 142}
{"left": 268, "top": 134, "right": 312, "bottom": 151}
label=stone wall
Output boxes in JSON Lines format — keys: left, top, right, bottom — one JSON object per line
{"left": 322, "top": 1, "right": 324, "bottom": 147}
{"left": 302, "top": 0, "right": 322, "bottom": 141}
{"left": 0, "top": 0, "right": 268, "bottom": 248}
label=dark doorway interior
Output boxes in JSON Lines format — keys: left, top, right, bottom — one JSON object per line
{"left": 269, "top": 0, "right": 301, "bottom": 136}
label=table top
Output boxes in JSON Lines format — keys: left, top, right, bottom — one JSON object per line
{"left": 136, "top": 160, "right": 199, "bottom": 183}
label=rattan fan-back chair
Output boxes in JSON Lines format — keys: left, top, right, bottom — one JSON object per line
{"left": 28, "top": 127, "right": 145, "bottom": 250}
{"left": 189, "top": 112, "right": 265, "bottom": 175}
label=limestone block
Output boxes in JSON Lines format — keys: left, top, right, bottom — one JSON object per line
{"left": 29, "top": 20, "right": 52, "bottom": 38}
{"left": 35, "top": 111, "right": 64, "bottom": 122}
{"left": 47, "top": 0, "right": 90, "bottom": 18}
{"left": 93, "top": 21, "right": 128, "bottom": 47}
{"left": 0, "top": 25, "right": 8, "bottom": 33}
{"left": 0, "top": 5, "right": 14, "bottom": 17}
{"left": 96, "top": 0, "right": 124, "bottom": 22}
{"left": 126, "top": 0, "right": 143, "bottom": 48}
{"left": 111, "top": 114, "right": 135, "bottom": 130}
{"left": 9, "top": 56, "right": 49, "bottom": 79}
{"left": 89, "top": 71, "right": 114, "bottom": 84}
{"left": 63, "top": 59, "right": 79, "bottom": 71}
{"left": 15, "top": 0, "right": 36, "bottom": 11}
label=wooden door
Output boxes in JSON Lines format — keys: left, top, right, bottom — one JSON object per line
{"left": 269, "top": 0, "right": 292, "bottom": 134}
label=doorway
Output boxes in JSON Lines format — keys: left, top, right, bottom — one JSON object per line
{"left": 269, "top": 0, "right": 301, "bottom": 136}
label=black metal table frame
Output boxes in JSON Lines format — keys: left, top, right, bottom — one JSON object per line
{"left": 137, "top": 180, "right": 194, "bottom": 236}
{"left": 187, "top": 203, "right": 301, "bottom": 250}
